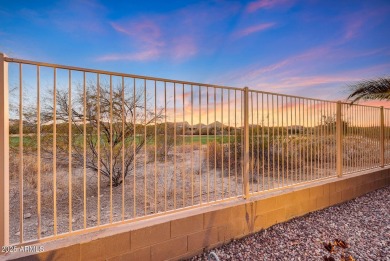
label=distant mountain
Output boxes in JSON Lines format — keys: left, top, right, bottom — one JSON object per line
{"left": 207, "top": 121, "right": 227, "bottom": 128}
{"left": 165, "top": 121, "right": 190, "bottom": 129}
{"left": 189, "top": 123, "right": 206, "bottom": 129}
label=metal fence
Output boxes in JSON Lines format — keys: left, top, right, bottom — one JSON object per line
{"left": 0, "top": 53, "right": 389, "bottom": 247}
{"left": 384, "top": 108, "right": 390, "bottom": 166}
{"left": 342, "top": 104, "right": 382, "bottom": 174}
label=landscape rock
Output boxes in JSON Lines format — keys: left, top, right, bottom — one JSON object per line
{"left": 191, "top": 187, "right": 389, "bottom": 260}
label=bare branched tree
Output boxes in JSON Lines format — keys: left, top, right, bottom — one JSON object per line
{"left": 36, "top": 81, "right": 164, "bottom": 187}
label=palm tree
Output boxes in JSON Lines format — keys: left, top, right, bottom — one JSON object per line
{"left": 347, "top": 77, "right": 390, "bottom": 104}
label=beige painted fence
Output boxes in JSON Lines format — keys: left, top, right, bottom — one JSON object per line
{"left": 1, "top": 53, "right": 389, "bottom": 248}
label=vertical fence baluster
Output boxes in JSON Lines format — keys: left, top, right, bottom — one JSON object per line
{"left": 37, "top": 66, "right": 41, "bottom": 238}
{"left": 121, "top": 77, "right": 125, "bottom": 221}
{"left": 97, "top": 74, "right": 101, "bottom": 225}
{"left": 144, "top": 79, "right": 147, "bottom": 215}
{"left": 221, "top": 89, "right": 224, "bottom": 199}
{"left": 0, "top": 53, "right": 9, "bottom": 247}
{"left": 83, "top": 72, "right": 86, "bottom": 229}
{"left": 109, "top": 76, "right": 113, "bottom": 222}
{"left": 190, "top": 85, "right": 194, "bottom": 206}
{"left": 213, "top": 88, "right": 216, "bottom": 201}
{"left": 243, "top": 87, "right": 250, "bottom": 199}
{"left": 228, "top": 90, "right": 231, "bottom": 197}
{"left": 336, "top": 101, "right": 343, "bottom": 177}
{"left": 380, "top": 106, "right": 384, "bottom": 168}
{"left": 164, "top": 82, "right": 167, "bottom": 211}
{"left": 182, "top": 84, "right": 185, "bottom": 207}
{"left": 262, "top": 94, "right": 265, "bottom": 190}
{"left": 53, "top": 68, "right": 57, "bottom": 235}
{"left": 174, "top": 83, "right": 177, "bottom": 208}
{"left": 198, "top": 86, "right": 202, "bottom": 204}
{"left": 154, "top": 81, "right": 157, "bottom": 213}
{"left": 133, "top": 78, "right": 136, "bottom": 217}
{"left": 206, "top": 87, "right": 209, "bottom": 202}
{"left": 234, "top": 90, "right": 238, "bottom": 196}
{"left": 19, "top": 63, "right": 23, "bottom": 243}
{"left": 257, "top": 93, "right": 260, "bottom": 191}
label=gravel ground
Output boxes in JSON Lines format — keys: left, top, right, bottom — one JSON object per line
{"left": 190, "top": 186, "right": 390, "bottom": 261}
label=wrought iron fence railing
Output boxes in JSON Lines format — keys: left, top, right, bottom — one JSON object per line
{"left": 0, "top": 53, "right": 388, "bottom": 247}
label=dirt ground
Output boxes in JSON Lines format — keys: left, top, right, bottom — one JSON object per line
{"left": 8, "top": 138, "right": 382, "bottom": 244}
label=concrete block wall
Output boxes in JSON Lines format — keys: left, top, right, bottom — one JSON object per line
{"left": 6, "top": 168, "right": 390, "bottom": 261}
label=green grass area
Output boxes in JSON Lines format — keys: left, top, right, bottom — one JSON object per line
{"left": 10, "top": 134, "right": 242, "bottom": 149}
{"left": 10, "top": 136, "right": 37, "bottom": 148}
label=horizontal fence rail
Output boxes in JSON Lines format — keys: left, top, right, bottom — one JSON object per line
{"left": 1, "top": 54, "right": 389, "bottom": 246}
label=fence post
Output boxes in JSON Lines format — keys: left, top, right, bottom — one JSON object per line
{"left": 0, "top": 53, "right": 9, "bottom": 248}
{"left": 380, "top": 106, "right": 384, "bottom": 168}
{"left": 336, "top": 101, "right": 343, "bottom": 177}
{"left": 243, "top": 87, "right": 250, "bottom": 199}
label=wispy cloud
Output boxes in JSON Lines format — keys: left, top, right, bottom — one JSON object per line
{"left": 104, "top": 20, "right": 164, "bottom": 61}
{"left": 212, "top": 36, "right": 390, "bottom": 98}
{"left": 106, "top": 19, "right": 193, "bottom": 62}
{"left": 171, "top": 36, "right": 197, "bottom": 60}
{"left": 111, "top": 20, "right": 163, "bottom": 46}
{"left": 338, "top": 6, "right": 390, "bottom": 43}
{"left": 97, "top": 50, "right": 160, "bottom": 62}
{"left": 213, "top": 4, "right": 390, "bottom": 97}
{"left": 246, "top": 0, "right": 294, "bottom": 13}
{"left": 234, "top": 22, "right": 275, "bottom": 38}
{"left": 99, "top": 1, "right": 241, "bottom": 63}
{"left": 247, "top": 63, "right": 390, "bottom": 100}
{"left": 344, "top": 19, "right": 364, "bottom": 41}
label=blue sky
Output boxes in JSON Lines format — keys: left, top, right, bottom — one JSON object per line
{"left": 1, "top": 0, "right": 390, "bottom": 103}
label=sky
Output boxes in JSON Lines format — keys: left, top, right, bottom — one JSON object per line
{"left": 1, "top": 0, "right": 390, "bottom": 105}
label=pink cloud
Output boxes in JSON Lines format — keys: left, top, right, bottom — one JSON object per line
{"left": 99, "top": 1, "right": 241, "bottom": 63}
{"left": 344, "top": 19, "right": 364, "bottom": 41}
{"left": 103, "top": 20, "right": 164, "bottom": 61}
{"left": 246, "top": 0, "right": 293, "bottom": 13}
{"left": 215, "top": 35, "right": 390, "bottom": 89}
{"left": 339, "top": 6, "right": 390, "bottom": 43}
{"left": 111, "top": 21, "right": 163, "bottom": 47}
{"left": 107, "top": 19, "right": 198, "bottom": 62}
{"left": 97, "top": 49, "right": 160, "bottom": 62}
{"left": 259, "top": 75, "right": 361, "bottom": 90}
{"left": 234, "top": 22, "right": 275, "bottom": 38}
{"left": 220, "top": 44, "right": 331, "bottom": 85}
{"left": 246, "top": 63, "right": 390, "bottom": 99}
{"left": 107, "top": 20, "right": 197, "bottom": 61}
{"left": 171, "top": 36, "right": 198, "bottom": 60}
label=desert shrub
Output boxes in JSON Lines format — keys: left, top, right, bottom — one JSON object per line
{"left": 147, "top": 133, "right": 174, "bottom": 162}
{"left": 206, "top": 136, "right": 275, "bottom": 174}
{"left": 205, "top": 134, "right": 342, "bottom": 178}
{"left": 342, "top": 136, "right": 380, "bottom": 167}
{"left": 176, "top": 143, "right": 201, "bottom": 153}
{"left": 9, "top": 149, "right": 52, "bottom": 189}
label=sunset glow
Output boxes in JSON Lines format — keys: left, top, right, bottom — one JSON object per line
{"left": 1, "top": 0, "right": 389, "bottom": 102}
